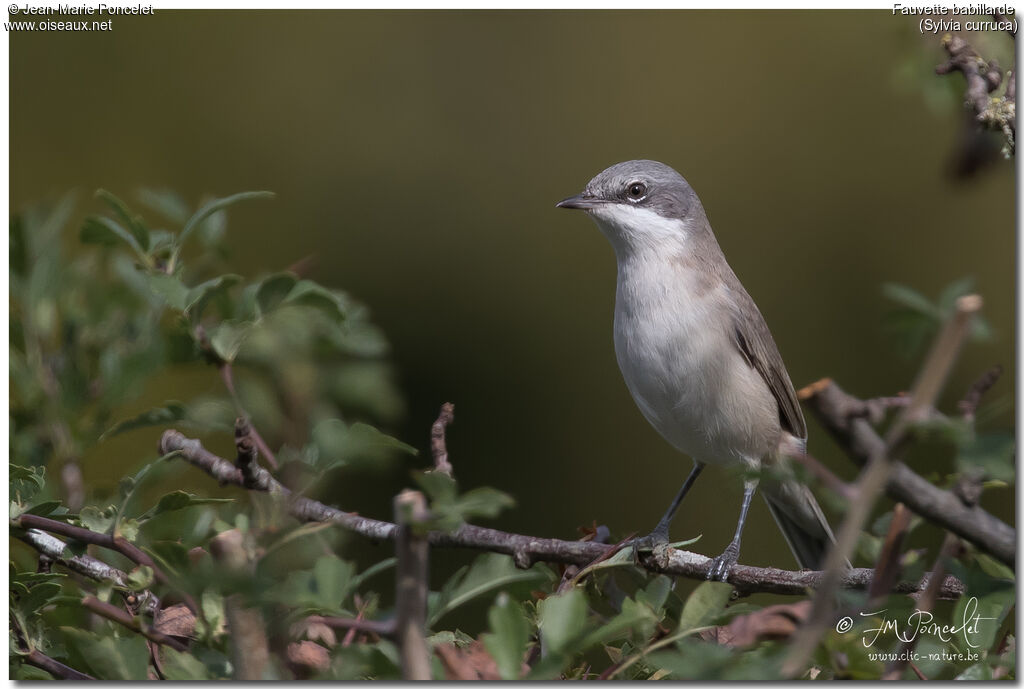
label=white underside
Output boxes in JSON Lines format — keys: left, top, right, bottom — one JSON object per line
{"left": 590, "top": 204, "right": 784, "bottom": 468}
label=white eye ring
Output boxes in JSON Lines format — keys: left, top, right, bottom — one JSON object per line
{"left": 626, "top": 181, "right": 647, "bottom": 203}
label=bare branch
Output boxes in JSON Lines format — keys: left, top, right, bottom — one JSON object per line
{"left": 17, "top": 514, "right": 198, "bottom": 614}
{"left": 394, "top": 490, "right": 431, "bottom": 680}
{"left": 159, "top": 429, "right": 964, "bottom": 599}
{"left": 14, "top": 528, "right": 161, "bottom": 615}
{"left": 801, "top": 379, "right": 1014, "bottom": 565}
{"left": 430, "top": 402, "right": 455, "bottom": 477}
{"left": 937, "top": 34, "right": 1015, "bottom": 153}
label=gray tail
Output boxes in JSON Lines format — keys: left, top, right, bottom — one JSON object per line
{"left": 761, "top": 479, "right": 840, "bottom": 571}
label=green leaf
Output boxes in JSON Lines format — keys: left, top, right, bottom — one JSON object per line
{"left": 957, "top": 432, "right": 1015, "bottom": 483}
{"left": 285, "top": 280, "right": 349, "bottom": 322}
{"left": 429, "top": 553, "right": 548, "bottom": 626}
{"left": 256, "top": 272, "right": 299, "bottom": 315}
{"left": 137, "top": 187, "right": 190, "bottom": 224}
{"left": 126, "top": 566, "right": 154, "bottom": 591}
{"left": 537, "top": 588, "right": 587, "bottom": 655}
{"left": 271, "top": 556, "right": 356, "bottom": 614}
{"left": 677, "top": 581, "right": 733, "bottom": 632}
{"left": 10, "top": 464, "right": 46, "bottom": 501}
{"left": 955, "top": 663, "right": 993, "bottom": 680}
{"left": 80, "top": 216, "right": 144, "bottom": 255}
{"left": 482, "top": 593, "right": 530, "bottom": 680}
{"left": 144, "top": 273, "right": 189, "bottom": 310}
{"left": 15, "top": 581, "right": 62, "bottom": 617}
{"left": 79, "top": 505, "right": 117, "bottom": 535}
{"left": 96, "top": 189, "right": 149, "bottom": 251}
{"left": 61, "top": 628, "right": 150, "bottom": 680}
{"left": 576, "top": 596, "right": 658, "bottom": 650}
{"left": 636, "top": 575, "right": 673, "bottom": 613}
{"left": 882, "top": 283, "right": 940, "bottom": 318}
{"left": 414, "top": 471, "right": 514, "bottom": 532}
{"left": 208, "top": 319, "right": 252, "bottom": 363}
{"left": 101, "top": 401, "right": 187, "bottom": 439}
{"left": 139, "top": 491, "right": 233, "bottom": 522}
{"left": 185, "top": 274, "right": 242, "bottom": 319}
{"left": 178, "top": 191, "right": 274, "bottom": 249}
{"left": 160, "top": 647, "right": 212, "bottom": 680}
{"left": 313, "top": 419, "right": 417, "bottom": 471}
{"left": 201, "top": 590, "right": 226, "bottom": 640}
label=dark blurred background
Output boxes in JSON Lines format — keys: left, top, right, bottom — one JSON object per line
{"left": 10, "top": 10, "right": 1014, "bottom": 598}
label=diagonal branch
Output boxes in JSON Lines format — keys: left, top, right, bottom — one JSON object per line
{"left": 799, "top": 378, "right": 1014, "bottom": 565}
{"left": 158, "top": 429, "right": 964, "bottom": 600}
{"left": 783, "top": 294, "right": 983, "bottom": 677}
{"left": 16, "top": 514, "right": 197, "bottom": 614}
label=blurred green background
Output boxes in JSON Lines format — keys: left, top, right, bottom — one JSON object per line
{"left": 10, "top": 10, "right": 1014, "bottom": 590}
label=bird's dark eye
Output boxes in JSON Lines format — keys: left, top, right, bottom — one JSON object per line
{"left": 626, "top": 181, "right": 647, "bottom": 202}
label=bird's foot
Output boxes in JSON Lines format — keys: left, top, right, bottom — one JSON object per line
{"left": 632, "top": 528, "right": 672, "bottom": 569}
{"left": 706, "top": 541, "right": 741, "bottom": 582}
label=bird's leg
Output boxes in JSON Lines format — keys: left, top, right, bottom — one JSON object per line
{"left": 633, "top": 462, "right": 705, "bottom": 564}
{"left": 706, "top": 477, "right": 758, "bottom": 581}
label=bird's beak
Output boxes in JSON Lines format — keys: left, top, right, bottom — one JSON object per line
{"left": 556, "top": 193, "right": 604, "bottom": 210}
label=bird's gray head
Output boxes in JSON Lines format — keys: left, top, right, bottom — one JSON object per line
{"left": 556, "top": 160, "right": 706, "bottom": 255}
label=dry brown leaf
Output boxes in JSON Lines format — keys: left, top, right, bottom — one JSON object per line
{"left": 154, "top": 603, "right": 196, "bottom": 639}
{"left": 435, "top": 641, "right": 501, "bottom": 680}
{"left": 710, "top": 600, "right": 812, "bottom": 648}
{"left": 287, "top": 641, "right": 331, "bottom": 672}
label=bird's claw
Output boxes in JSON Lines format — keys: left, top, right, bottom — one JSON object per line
{"left": 632, "top": 531, "right": 672, "bottom": 569}
{"left": 706, "top": 542, "right": 740, "bottom": 582}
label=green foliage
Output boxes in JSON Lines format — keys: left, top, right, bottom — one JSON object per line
{"left": 8, "top": 191, "right": 1015, "bottom": 680}
{"left": 882, "top": 277, "right": 992, "bottom": 359}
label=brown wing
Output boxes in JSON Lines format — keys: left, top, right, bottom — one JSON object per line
{"left": 731, "top": 298, "right": 807, "bottom": 440}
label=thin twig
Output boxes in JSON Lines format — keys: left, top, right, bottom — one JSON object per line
{"left": 220, "top": 362, "right": 278, "bottom": 470}
{"left": 394, "top": 490, "right": 431, "bottom": 680}
{"left": 307, "top": 614, "right": 395, "bottom": 637}
{"left": 791, "top": 452, "right": 857, "bottom": 502}
{"left": 867, "top": 503, "right": 912, "bottom": 607}
{"left": 234, "top": 417, "right": 261, "bottom": 488}
{"left": 430, "top": 402, "right": 455, "bottom": 477}
{"left": 82, "top": 596, "right": 189, "bottom": 652}
{"left": 22, "top": 649, "right": 95, "bottom": 680}
{"left": 159, "top": 430, "right": 964, "bottom": 599}
{"left": 958, "top": 364, "right": 1003, "bottom": 422}
{"left": 783, "top": 294, "right": 983, "bottom": 677}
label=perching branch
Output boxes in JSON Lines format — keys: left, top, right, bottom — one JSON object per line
{"left": 158, "top": 429, "right": 964, "bottom": 600}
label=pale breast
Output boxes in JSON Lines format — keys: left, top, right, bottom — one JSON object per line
{"left": 612, "top": 265, "right": 780, "bottom": 467}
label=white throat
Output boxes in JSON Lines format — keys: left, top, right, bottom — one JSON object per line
{"left": 588, "top": 203, "right": 690, "bottom": 260}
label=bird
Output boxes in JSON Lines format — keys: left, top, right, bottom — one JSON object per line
{"left": 556, "top": 160, "right": 837, "bottom": 581}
